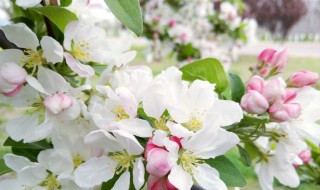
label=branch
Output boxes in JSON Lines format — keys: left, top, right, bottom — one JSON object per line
{"left": 41, "top": 0, "right": 54, "bottom": 37}
{"left": 0, "top": 30, "right": 17, "bottom": 49}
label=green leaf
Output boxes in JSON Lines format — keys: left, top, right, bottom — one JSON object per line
{"left": 101, "top": 173, "right": 121, "bottom": 189}
{"left": 60, "top": 0, "right": 72, "bottom": 6}
{"left": 229, "top": 73, "right": 245, "bottom": 103}
{"left": 179, "top": 58, "right": 229, "bottom": 93}
{"left": 11, "top": 17, "right": 35, "bottom": 30}
{"left": 30, "top": 6, "right": 78, "bottom": 32}
{"left": 244, "top": 141, "right": 260, "bottom": 161}
{"left": 4, "top": 137, "right": 52, "bottom": 150}
{"left": 104, "top": 0, "right": 143, "bottom": 36}
{"left": 237, "top": 145, "right": 251, "bottom": 167}
{"left": 206, "top": 155, "right": 246, "bottom": 187}
{"left": 0, "top": 158, "right": 12, "bottom": 175}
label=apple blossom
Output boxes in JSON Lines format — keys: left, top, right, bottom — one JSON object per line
{"left": 246, "top": 75, "right": 265, "bottom": 93}
{"left": 298, "top": 150, "right": 312, "bottom": 164}
{"left": 287, "top": 70, "right": 319, "bottom": 88}
{"left": 0, "top": 62, "right": 27, "bottom": 96}
{"left": 241, "top": 90, "right": 269, "bottom": 114}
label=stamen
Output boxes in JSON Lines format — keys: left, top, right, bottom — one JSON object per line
{"left": 113, "top": 106, "right": 130, "bottom": 121}
{"left": 109, "top": 151, "right": 133, "bottom": 175}
{"left": 73, "top": 154, "right": 84, "bottom": 169}
{"left": 179, "top": 150, "right": 205, "bottom": 175}
{"left": 40, "top": 173, "right": 61, "bottom": 190}
{"left": 153, "top": 115, "right": 170, "bottom": 132}
{"left": 20, "top": 50, "right": 42, "bottom": 69}
{"left": 72, "top": 40, "right": 90, "bottom": 62}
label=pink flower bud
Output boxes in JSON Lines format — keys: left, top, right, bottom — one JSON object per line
{"left": 0, "top": 62, "right": 27, "bottom": 96}
{"left": 146, "top": 148, "right": 171, "bottom": 177}
{"left": 269, "top": 103, "right": 301, "bottom": 122}
{"left": 298, "top": 150, "right": 311, "bottom": 164}
{"left": 284, "top": 89, "right": 297, "bottom": 102}
{"left": 43, "top": 93, "right": 73, "bottom": 115}
{"left": 145, "top": 138, "right": 160, "bottom": 160}
{"left": 169, "top": 136, "right": 182, "bottom": 148}
{"left": 246, "top": 76, "right": 265, "bottom": 93}
{"left": 50, "top": 0, "right": 59, "bottom": 5}
{"left": 269, "top": 49, "right": 288, "bottom": 72}
{"left": 180, "top": 33, "right": 187, "bottom": 42}
{"left": 147, "top": 176, "right": 177, "bottom": 190}
{"left": 153, "top": 32, "right": 159, "bottom": 40}
{"left": 258, "top": 49, "right": 277, "bottom": 63}
{"left": 287, "top": 71, "right": 319, "bottom": 88}
{"left": 241, "top": 90, "right": 269, "bottom": 114}
{"left": 261, "top": 78, "right": 286, "bottom": 104}
{"left": 168, "top": 19, "right": 176, "bottom": 27}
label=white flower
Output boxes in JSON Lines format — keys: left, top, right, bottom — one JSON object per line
{"left": 161, "top": 118, "right": 240, "bottom": 190}
{"left": 289, "top": 86, "right": 320, "bottom": 144}
{"left": 1, "top": 23, "right": 64, "bottom": 72}
{"left": 254, "top": 123, "right": 307, "bottom": 190}
{"left": 167, "top": 79, "right": 243, "bottom": 137}
{"left": 74, "top": 130, "right": 145, "bottom": 189}
{"left": 15, "top": 0, "right": 41, "bottom": 9}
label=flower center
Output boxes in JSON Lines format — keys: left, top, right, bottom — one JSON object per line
{"left": 40, "top": 173, "right": 60, "bottom": 190}
{"left": 179, "top": 150, "right": 204, "bottom": 175}
{"left": 182, "top": 117, "right": 203, "bottom": 132}
{"left": 113, "top": 106, "right": 130, "bottom": 121}
{"left": 73, "top": 154, "right": 84, "bottom": 169}
{"left": 153, "top": 115, "right": 170, "bottom": 132}
{"left": 72, "top": 40, "right": 90, "bottom": 62}
{"left": 20, "top": 50, "right": 43, "bottom": 69}
{"left": 109, "top": 151, "right": 133, "bottom": 174}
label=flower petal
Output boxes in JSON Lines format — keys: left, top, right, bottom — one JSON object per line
{"left": 194, "top": 164, "right": 227, "bottom": 190}
{"left": 26, "top": 75, "right": 49, "bottom": 95}
{"left": 74, "top": 156, "right": 116, "bottom": 188}
{"left": 1, "top": 23, "right": 39, "bottom": 50}
{"left": 210, "top": 100, "right": 243, "bottom": 126}
{"left": 64, "top": 53, "right": 95, "bottom": 78}
{"left": 16, "top": 0, "right": 41, "bottom": 9}
{"left": 18, "top": 164, "right": 47, "bottom": 186}
{"left": 37, "top": 149, "right": 73, "bottom": 175}
{"left": 40, "top": 36, "right": 64, "bottom": 64}
{"left": 112, "top": 130, "right": 144, "bottom": 155}
{"left": 111, "top": 170, "right": 130, "bottom": 190}
{"left": 133, "top": 158, "right": 145, "bottom": 190}
{"left": 0, "top": 49, "right": 24, "bottom": 65}
{"left": 115, "top": 118, "right": 153, "bottom": 138}
{"left": 168, "top": 165, "right": 193, "bottom": 190}
{"left": 84, "top": 129, "right": 121, "bottom": 152}
{"left": 3, "top": 154, "right": 32, "bottom": 172}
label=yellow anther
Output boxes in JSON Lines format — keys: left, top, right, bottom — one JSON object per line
{"left": 179, "top": 151, "right": 205, "bottom": 175}
{"left": 182, "top": 117, "right": 203, "bottom": 132}
{"left": 72, "top": 41, "right": 90, "bottom": 62}
{"left": 109, "top": 151, "right": 133, "bottom": 175}
{"left": 113, "top": 106, "right": 130, "bottom": 121}
{"left": 73, "top": 154, "right": 84, "bottom": 169}
{"left": 20, "top": 50, "right": 42, "bottom": 69}
{"left": 40, "top": 173, "right": 60, "bottom": 190}
{"left": 153, "top": 115, "right": 170, "bottom": 132}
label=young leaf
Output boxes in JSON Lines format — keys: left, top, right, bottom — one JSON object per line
{"left": 30, "top": 6, "right": 78, "bottom": 32}
{"left": 229, "top": 73, "right": 245, "bottom": 103}
{"left": 206, "top": 155, "right": 246, "bottom": 187}
{"left": 0, "top": 158, "right": 12, "bottom": 175}
{"left": 101, "top": 173, "right": 121, "bottom": 190}
{"left": 60, "top": 0, "right": 72, "bottom": 6}
{"left": 4, "top": 137, "right": 52, "bottom": 150}
{"left": 180, "top": 58, "right": 229, "bottom": 93}
{"left": 237, "top": 145, "right": 252, "bottom": 167}
{"left": 104, "top": 0, "right": 143, "bottom": 36}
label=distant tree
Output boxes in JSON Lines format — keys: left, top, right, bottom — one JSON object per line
{"left": 244, "top": 0, "right": 307, "bottom": 38}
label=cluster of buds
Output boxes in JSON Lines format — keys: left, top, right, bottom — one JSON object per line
{"left": 250, "top": 48, "right": 288, "bottom": 78}
{"left": 242, "top": 49, "right": 319, "bottom": 122}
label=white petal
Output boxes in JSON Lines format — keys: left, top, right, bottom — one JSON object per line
{"left": 37, "top": 66, "right": 70, "bottom": 94}
{"left": 142, "top": 83, "right": 167, "bottom": 119}
{"left": 16, "top": 0, "right": 41, "bottom": 9}
{"left": 163, "top": 138, "right": 179, "bottom": 167}
{"left": 85, "top": 129, "right": 122, "bottom": 152}
{"left": 37, "top": 149, "right": 73, "bottom": 175}
{"left": 74, "top": 156, "right": 116, "bottom": 188}
{"left": 112, "top": 130, "right": 144, "bottom": 155}
{"left": 186, "top": 128, "right": 239, "bottom": 159}
{"left": 152, "top": 130, "right": 168, "bottom": 147}
{"left": 111, "top": 171, "right": 130, "bottom": 190}
{"left": 3, "top": 154, "right": 32, "bottom": 172}
{"left": 254, "top": 163, "right": 274, "bottom": 190}
{"left": 0, "top": 49, "right": 24, "bottom": 64}
{"left": 194, "top": 164, "right": 227, "bottom": 190}
{"left": 210, "top": 100, "right": 243, "bottom": 126}
{"left": 115, "top": 118, "right": 153, "bottom": 138}
{"left": 40, "top": 36, "right": 64, "bottom": 64}
{"left": 168, "top": 165, "right": 193, "bottom": 190}
{"left": 0, "top": 179, "right": 23, "bottom": 190}
{"left": 5, "top": 114, "right": 39, "bottom": 142}
{"left": 0, "top": 85, "right": 40, "bottom": 107}
{"left": 1, "top": 23, "right": 39, "bottom": 50}
{"left": 112, "top": 51, "right": 137, "bottom": 68}
{"left": 18, "top": 164, "right": 47, "bottom": 186}
{"left": 274, "top": 165, "right": 300, "bottom": 188}
{"left": 64, "top": 53, "right": 95, "bottom": 78}
{"left": 167, "top": 121, "right": 194, "bottom": 138}
{"left": 26, "top": 75, "right": 49, "bottom": 95}
{"left": 33, "top": 118, "right": 55, "bottom": 141}
{"left": 133, "top": 158, "right": 145, "bottom": 190}
{"left": 89, "top": 102, "right": 116, "bottom": 130}
{"left": 63, "top": 21, "right": 79, "bottom": 51}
